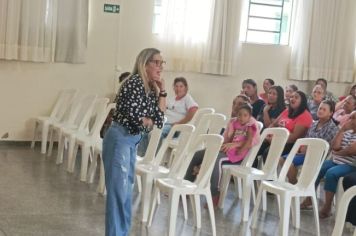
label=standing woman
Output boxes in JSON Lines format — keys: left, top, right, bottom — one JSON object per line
{"left": 103, "top": 48, "right": 166, "bottom": 236}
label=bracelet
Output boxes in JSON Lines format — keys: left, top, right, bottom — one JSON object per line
{"left": 159, "top": 92, "right": 167, "bottom": 97}
{"left": 160, "top": 90, "right": 166, "bottom": 93}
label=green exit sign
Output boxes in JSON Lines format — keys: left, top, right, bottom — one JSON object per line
{"left": 104, "top": 4, "right": 120, "bottom": 13}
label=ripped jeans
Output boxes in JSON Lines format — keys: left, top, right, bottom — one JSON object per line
{"left": 102, "top": 122, "right": 141, "bottom": 236}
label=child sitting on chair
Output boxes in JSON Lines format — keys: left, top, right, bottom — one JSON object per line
{"left": 186, "top": 103, "right": 260, "bottom": 206}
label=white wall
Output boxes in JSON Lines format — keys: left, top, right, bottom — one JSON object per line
{"left": 0, "top": 0, "right": 352, "bottom": 141}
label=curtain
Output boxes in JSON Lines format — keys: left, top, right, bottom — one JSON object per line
{"left": 154, "top": 0, "right": 214, "bottom": 72}
{"left": 0, "top": 0, "right": 55, "bottom": 62}
{"left": 0, "top": 0, "right": 88, "bottom": 63}
{"left": 55, "top": 0, "right": 88, "bottom": 63}
{"left": 201, "top": 0, "right": 244, "bottom": 75}
{"left": 289, "top": 0, "right": 356, "bottom": 83}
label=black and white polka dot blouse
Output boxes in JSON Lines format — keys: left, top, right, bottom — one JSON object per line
{"left": 112, "top": 74, "right": 164, "bottom": 135}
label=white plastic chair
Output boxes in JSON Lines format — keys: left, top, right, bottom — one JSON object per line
{"left": 135, "top": 124, "right": 195, "bottom": 222}
{"left": 31, "top": 89, "right": 77, "bottom": 154}
{"left": 47, "top": 93, "right": 97, "bottom": 157}
{"left": 71, "top": 102, "right": 115, "bottom": 182}
{"left": 135, "top": 125, "right": 164, "bottom": 193}
{"left": 331, "top": 186, "right": 356, "bottom": 236}
{"left": 251, "top": 138, "right": 329, "bottom": 236}
{"left": 147, "top": 134, "right": 224, "bottom": 236}
{"left": 218, "top": 128, "right": 289, "bottom": 222}
{"left": 189, "top": 107, "right": 215, "bottom": 127}
{"left": 167, "top": 113, "right": 226, "bottom": 167}
{"left": 87, "top": 138, "right": 106, "bottom": 195}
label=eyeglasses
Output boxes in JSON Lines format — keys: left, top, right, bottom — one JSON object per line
{"left": 149, "top": 60, "right": 166, "bottom": 67}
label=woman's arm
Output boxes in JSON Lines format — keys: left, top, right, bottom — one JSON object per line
{"left": 269, "top": 113, "right": 282, "bottom": 128}
{"left": 156, "top": 78, "right": 166, "bottom": 112}
{"left": 333, "top": 141, "right": 356, "bottom": 156}
{"left": 237, "top": 126, "right": 254, "bottom": 152}
{"left": 174, "top": 107, "right": 198, "bottom": 124}
{"left": 287, "top": 124, "right": 308, "bottom": 143}
{"left": 262, "top": 105, "right": 273, "bottom": 127}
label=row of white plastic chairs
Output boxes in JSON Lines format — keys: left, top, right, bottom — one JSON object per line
{"left": 31, "top": 89, "right": 115, "bottom": 182}
{"left": 217, "top": 127, "right": 355, "bottom": 236}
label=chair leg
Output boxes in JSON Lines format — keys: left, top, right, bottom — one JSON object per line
{"left": 250, "top": 185, "right": 263, "bottom": 229}
{"left": 147, "top": 186, "right": 159, "bottom": 227}
{"left": 31, "top": 121, "right": 39, "bottom": 149}
{"left": 67, "top": 140, "right": 77, "bottom": 172}
{"left": 205, "top": 193, "right": 217, "bottom": 236}
{"left": 279, "top": 194, "right": 291, "bottom": 236}
{"left": 241, "top": 178, "right": 253, "bottom": 222}
{"left": 97, "top": 155, "right": 106, "bottom": 194}
{"left": 40, "top": 122, "right": 50, "bottom": 154}
{"left": 218, "top": 169, "right": 231, "bottom": 209}
{"left": 191, "top": 194, "right": 201, "bottom": 228}
{"left": 168, "top": 192, "right": 180, "bottom": 236}
{"left": 47, "top": 128, "right": 55, "bottom": 157}
{"left": 80, "top": 146, "right": 90, "bottom": 182}
{"left": 141, "top": 175, "right": 153, "bottom": 222}
{"left": 291, "top": 197, "right": 300, "bottom": 228}
{"left": 56, "top": 135, "right": 65, "bottom": 164}
{"left": 136, "top": 175, "right": 142, "bottom": 193}
{"left": 236, "top": 177, "right": 242, "bottom": 199}
{"left": 311, "top": 194, "right": 321, "bottom": 236}
{"left": 181, "top": 194, "right": 188, "bottom": 220}
{"left": 87, "top": 153, "right": 98, "bottom": 183}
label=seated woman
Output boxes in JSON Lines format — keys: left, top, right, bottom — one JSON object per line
{"left": 342, "top": 171, "right": 356, "bottom": 226}
{"left": 242, "top": 79, "right": 265, "bottom": 118}
{"left": 285, "top": 84, "right": 298, "bottom": 106}
{"left": 333, "top": 95, "right": 356, "bottom": 127}
{"left": 254, "top": 91, "right": 313, "bottom": 167}
{"left": 137, "top": 77, "right": 198, "bottom": 156}
{"left": 257, "top": 85, "right": 285, "bottom": 128}
{"left": 185, "top": 103, "right": 260, "bottom": 206}
{"left": 307, "top": 84, "right": 326, "bottom": 120}
{"left": 280, "top": 100, "right": 339, "bottom": 184}
{"left": 259, "top": 78, "right": 275, "bottom": 103}
{"left": 314, "top": 78, "right": 337, "bottom": 102}
{"left": 301, "top": 111, "right": 356, "bottom": 218}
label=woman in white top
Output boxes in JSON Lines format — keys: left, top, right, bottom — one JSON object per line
{"left": 137, "top": 77, "right": 198, "bottom": 156}
{"left": 162, "top": 77, "right": 198, "bottom": 136}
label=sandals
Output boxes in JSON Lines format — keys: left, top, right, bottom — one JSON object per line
{"left": 319, "top": 210, "right": 332, "bottom": 219}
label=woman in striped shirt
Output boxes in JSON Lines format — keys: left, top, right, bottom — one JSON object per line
{"left": 301, "top": 111, "right": 356, "bottom": 218}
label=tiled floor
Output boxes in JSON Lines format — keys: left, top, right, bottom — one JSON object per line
{"left": 0, "top": 143, "right": 354, "bottom": 236}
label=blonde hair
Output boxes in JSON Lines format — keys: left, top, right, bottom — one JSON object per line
{"left": 132, "top": 48, "right": 161, "bottom": 94}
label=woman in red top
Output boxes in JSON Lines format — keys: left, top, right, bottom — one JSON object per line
{"left": 254, "top": 91, "right": 313, "bottom": 166}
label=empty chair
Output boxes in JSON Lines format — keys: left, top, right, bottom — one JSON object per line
{"left": 147, "top": 134, "right": 224, "bottom": 236}
{"left": 189, "top": 107, "right": 215, "bottom": 127}
{"left": 218, "top": 128, "right": 289, "bottom": 222}
{"left": 47, "top": 93, "right": 97, "bottom": 157}
{"left": 135, "top": 124, "right": 195, "bottom": 222}
{"left": 71, "top": 101, "right": 115, "bottom": 182}
{"left": 31, "top": 89, "right": 77, "bottom": 154}
{"left": 331, "top": 186, "right": 356, "bottom": 236}
{"left": 87, "top": 138, "right": 106, "bottom": 195}
{"left": 135, "top": 125, "right": 164, "bottom": 193}
{"left": 251, "top": 138, "right": 329, "bottom": 236}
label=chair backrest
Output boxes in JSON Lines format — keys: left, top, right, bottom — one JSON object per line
{"left": 187, "top": 134, "right": 224, "bottom": 188}
{"left": 331, "top": 186, "right": 356, "bottom": 236}
{"left": 50, "top": 89, "right": 77, "bottom": 120}
{"left": 73, "top": 94, "right": 98, "bottom": 130}
{"left": 141, "top": 117, "right": 168, "bottom": 163}
{"left": 152, "top": 124, "right": 195, "bottom": 167}
{"left": 260, "top": 128, "right": 290, "bottom": 175}
{"left": 87, "top": 99, "right": 112, "bottom": 139}
{"left": 242, "top": 127, "right": 289, "bottom": 168}
{"left": 279, "top": 138, "right": 329, "bottom": 189}
{"left": 189, "top": 107, "right": 215, "bottom": 127}
{"left": 187, "top": 113, "right": 226, "bottom": 150}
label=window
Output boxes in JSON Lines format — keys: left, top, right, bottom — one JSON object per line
{"left": 240, "top": 0, "right": 293, "bottom": 45}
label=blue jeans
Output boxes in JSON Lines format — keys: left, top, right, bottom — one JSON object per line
{"left": 315, "top": 159, "right": 356, "bottom": 193}
{"left": 102, "top": 122, "right": 141, "bottom": 236}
